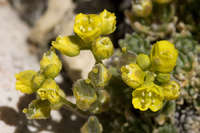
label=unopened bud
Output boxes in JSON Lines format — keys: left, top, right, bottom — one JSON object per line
{"left": 150, "top": 40, "right": 178, "bottom": 73}
{"left": 136, "top": 54, "right": 151, "bottom": 70}
{"left": 92, "top": 37, "right": 114, "bottom": 61}
{"left": 99, "top": 9, "right": 116, "bottom": 35}
{"left": 40, "top": 49, "right": 62, "bottom": 78}
{"left": 52, "top": 35, "right": 81, "bottom": 56}
{"left": 121, "top": 63, "right": 145, "bottom": 88}
{"left": 156, "top": 73, "right": 170, "bottom": 83}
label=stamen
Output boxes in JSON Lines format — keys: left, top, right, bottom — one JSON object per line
{"left": 148, "top": 92, "right": 152, "bottom": 97}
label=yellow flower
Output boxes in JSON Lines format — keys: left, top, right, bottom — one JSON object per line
{"left": 40, "top": 49, "right": 62, "bottom": 78}
{"left": 74, "top": 13, "right": 102, "bottom": 42}
{"left": 92, "top": 37, "right": 114, "bottom": 61}
{"left": 37, "top": 79, "right": 66, "bottom": 106}
{"left": 136, "top": 54, "right": 151, "bottom": 70}
{"left": 150, "top": 40, "right": 178, "bottom": 73}
{"left": 52, "top": 35, "right": 81, "bottom": 56}
{"left": 153, "top": 0, "right": 173, "bottom": 4}
{"left": 88, "top": 63, "right": 111, "bottom": 87}
{"left": 23, "top": 99, "right": 51, "bottom": 119}
{"left": 31, "top": 71, "right": 45, "bottom": 90}
{"left": 121, "top": 63, "right": 145, "bottom": 88}
{"left": 132, "top": 0, "right": 152, "bottom": 17}
{"left": 162, "top": 81, "right": 180, "bottom": 100}
{"left": 73, "top": 79, "right": 97, "bottom": 111}
{"left": 15, "top": 70, "right": 37, "bottom": 94}
{"left": 99, "top": 9, "right": 116, "bottom": 35}
{"left": 132, "top": 82, "right": 164, "bottom": 112}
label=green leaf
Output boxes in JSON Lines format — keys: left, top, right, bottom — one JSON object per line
{"left": 158, "top": 124, "right": 177, "bottom": 133}
{"left": 119, "top": 33, "right": 151, "bottom": 55}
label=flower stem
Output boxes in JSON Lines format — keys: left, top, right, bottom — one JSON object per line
{"left": 61, "top": 97, "right": 89, "bottom": 119}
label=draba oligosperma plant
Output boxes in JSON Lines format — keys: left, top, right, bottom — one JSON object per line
{"left": 15, "top": 9, "right": 180, "bottom": 133}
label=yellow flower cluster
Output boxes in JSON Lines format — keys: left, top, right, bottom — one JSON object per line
{"left": 15, "top": 10, "right": 115, "bottom": 119}
{"left": 121, "top": 40, "right": 180, "bottom": 112}
{"left": 52, "top": 9, "right": 116, "bottom": 61}
{"left": 15, "top": 48, "right": 66, "bottom": 119}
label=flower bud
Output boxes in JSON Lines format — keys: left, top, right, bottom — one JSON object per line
{"left": 156, "top": 73, "right": 170, "bottom": 83}
{"left": 74, "top": 13, "right": 102, "bottom": 42}
{"left": 132, "top": 0, "right": 152, "bottom": 17}
{"left": 31, "top": 71, "right": 45, "bottom": 90}
{"left": 153, "top": 0, "right": 173, "bottom": 4}
{"left": 132, "top": 82, "right": 164, "bottom": 112}
{"left": 150, "top": 40, "right": 178, "bottom": 73}
{"left": 23, "top": 99, "right": 51, "bottom": 119}
{"left": 81, "top": 116, "right": 103, "bottom": 133}
{"left": 99, "top": 9, "right": 116, "bottom": 35}
{"left": 136, "top": 54, "right": 151, "bottom": 70}
{"left": 121, "top": 63, "right": 145, "bottom": 88}
{"left": 88, "top": 63, "right": 111, "bottom": 87}
{"left": 73, "top": 80, "right": 97, "bottom": 111}
{"left": 162, "top": 81, "right": 180, "bottom": 100}
{"left": 52, "top": 35, "right": 81, "bottom": 56}
{"left": 37, "top": 79, "right": 66, "bottom": 107}
{"left": 92, "top": 37, "right": 114, "bottom": 61}
{"left": 40, "top": 49, "right": 62, "bottom": 78}
{"left": 15, "top": 70, "right": 37, "bottom": 94}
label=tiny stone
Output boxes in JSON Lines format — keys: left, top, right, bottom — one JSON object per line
{"left": 70, "top": 114, "right": 77, "bottom": 121}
